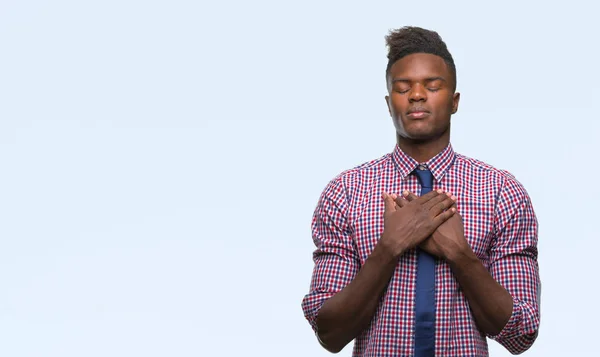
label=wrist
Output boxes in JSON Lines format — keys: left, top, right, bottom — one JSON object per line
{"left": 374, "top": 234, "right": 406, "bottom": 262}
{"left": 446, "top": 245, "right": 478, "bottom": 270}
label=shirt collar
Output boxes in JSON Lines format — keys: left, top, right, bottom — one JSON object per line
{"left": 391, "top": 143, "right": 456, "bottom": 182}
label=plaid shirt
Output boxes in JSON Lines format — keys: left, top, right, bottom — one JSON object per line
{"left": 301, "top": 144, "right": 541, "bottom": 357}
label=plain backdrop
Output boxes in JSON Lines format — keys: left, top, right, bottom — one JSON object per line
{"left": 1, "top": 1, "right": 598, "bottom": 356}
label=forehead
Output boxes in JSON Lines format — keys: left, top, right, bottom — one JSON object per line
{"left": 388, "top": 53, "right": 450, "bottom": 80}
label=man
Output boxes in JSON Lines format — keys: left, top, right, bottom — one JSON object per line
{"left": 301, "top": 26, "right": 541, "bottom": 357}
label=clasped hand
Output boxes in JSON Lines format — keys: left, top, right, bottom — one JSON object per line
{"left": 380, "top": 189, "right": 468, "bottom": 261}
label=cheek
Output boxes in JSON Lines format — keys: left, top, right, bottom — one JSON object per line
{"left": 390, "top": 96, "right": 407, "bottom": 115}
{"left": 433, "top": 97, "right": 454, "bottom": 115}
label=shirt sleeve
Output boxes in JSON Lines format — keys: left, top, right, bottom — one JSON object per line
{"left": 301, "top": 177, "right": 360, "bottom": 333}
{"left": 487, "top": 175, "right": 541, "bottom": 354}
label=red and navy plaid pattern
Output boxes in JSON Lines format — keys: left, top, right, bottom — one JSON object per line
{"left": 301, "top": 144, "right": 540, "bottom": 357}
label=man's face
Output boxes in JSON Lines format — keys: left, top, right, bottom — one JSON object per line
{"left": 385, "top": 53, "right": 460, "bottom": 142}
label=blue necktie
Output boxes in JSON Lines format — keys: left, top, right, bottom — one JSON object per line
{"left": 413, "top": 166, "right": 435, "bottom": 357}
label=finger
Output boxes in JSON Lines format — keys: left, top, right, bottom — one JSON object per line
{"left": 383, "top": 192, "right": 397, "bottom": 213}
{"left": 390, "top": 194, "right": 401, "bottom": 209}
{"left": 433, "top": 206, "right": 457, "bottom": 225}
{"left": 430, "top": 195, "right": 457, "bottom": 217}
{"left": 422, "top": 191, "right": 449, "bottom": 209}
{"left": 424, "top": 193, "right": 456, "bottom": 212}
{"left": 408, "top": 189, "right": 442, "bottom": 204}
{"left": 402, "top": 190, "right": 419, "bottom": 202}
{"left": 394, "top": 195, "right": 407, "bottom": 208}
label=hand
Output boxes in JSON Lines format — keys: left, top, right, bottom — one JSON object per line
{"left": 398, "top": 192, "right": 470, "bottom": 261}
{"left": 379, "top": 190, "right": 456, "bottom": 259}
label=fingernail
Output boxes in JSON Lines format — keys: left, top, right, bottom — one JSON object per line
{"left": 451, "top": 196, "right": 457, "bottom": 201}
{"left": 437, "top": 189, "right": 443, "bottom": 193}
{"left": 403, "top": 190, "right": 409, "bottom": 196}
{"left": 391, "top": 193, "right": 397, "bottom": 199}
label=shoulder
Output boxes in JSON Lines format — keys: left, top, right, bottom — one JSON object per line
{"left": 455, "top": 154, "right": 529, "bottom": 194}
{"left": 315, "top": 152, "right": 392, "bottom": 218}
{"left": 321, "top": 153, "right": 392, "bottom": 198}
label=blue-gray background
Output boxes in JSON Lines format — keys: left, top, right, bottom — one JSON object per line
{"left": 1, "top": 1, "right": 597, "bottom": 356}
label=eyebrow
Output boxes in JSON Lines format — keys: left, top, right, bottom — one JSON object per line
{"left": 392, "top": 77, "right": 447, "bottom": 84}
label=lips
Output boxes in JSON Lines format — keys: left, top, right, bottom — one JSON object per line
{"left": 406, "top": 108, "right": 430, "bottom": 119}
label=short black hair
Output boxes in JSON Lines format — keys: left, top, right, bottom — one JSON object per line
{"left": 385, "top": 26, "right": 456, "bottom": 90}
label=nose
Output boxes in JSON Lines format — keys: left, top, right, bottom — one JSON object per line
{"left": 409, "top": 83, "right": 426, "bottom": 102}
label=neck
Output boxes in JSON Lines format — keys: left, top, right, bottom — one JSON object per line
{"left": 396, "top": 133, "right": 450, "bottom": 163}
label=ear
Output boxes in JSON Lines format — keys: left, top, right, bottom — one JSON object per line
{"left": 385, "top": 95, "right": 392, "bottom": 116}
{"left": 451, "top": 92, "right": 460, "bottom": 114}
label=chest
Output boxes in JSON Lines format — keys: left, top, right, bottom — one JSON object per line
{"left": 350, "top": 175, "right": 496, "bottom": 267}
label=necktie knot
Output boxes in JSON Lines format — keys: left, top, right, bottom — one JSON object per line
{"left": 414, "top": 166, "right": 434, "bottom": 189}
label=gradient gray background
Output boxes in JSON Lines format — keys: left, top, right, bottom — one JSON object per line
{"left": 1, "top": 1, "right": 598, "bottom": 356}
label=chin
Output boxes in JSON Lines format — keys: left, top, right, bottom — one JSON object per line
{"left": 398, "top": 127, "right": 447, "bottom": 142}
{"left": 402, "top": 127, "right": 436, "bottom": 140}
{"left": 404, "top": 133, "right": 436, "bottom": 142}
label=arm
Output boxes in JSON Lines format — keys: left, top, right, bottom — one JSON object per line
{"left": 399, "top": 193, "right": 513, "bottom": 335}
{"left": 302, "top": 182, "right": 456, "bottom": 353}
{"left": 485, "top": 177, "right": 541, "bottom": 354}
{"left": 446, "top": 248, "right": 514, "bottom": 336}
{"left": 301, "top": 179, "right": 390, "bottom": 353}
{"left": 314, "top": 239, "right": 401, "bottom": 353}
{"left": 402, "top": 180, "right": 540, "bottom": 353}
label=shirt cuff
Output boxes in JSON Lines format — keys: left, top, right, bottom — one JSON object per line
{"left": 488, "top": 298, "right": 522, "bottom": 340}
{"left": 302, "top": 291, "right": 335, "bottom": 332}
